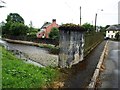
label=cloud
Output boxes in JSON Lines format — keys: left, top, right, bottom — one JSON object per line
{"left": 0, "top": 0, "right": 119, "bottom": 28}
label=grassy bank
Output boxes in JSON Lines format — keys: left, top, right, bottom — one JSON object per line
{"left": 1, "top": 46, "right": 59, "bottom": 88}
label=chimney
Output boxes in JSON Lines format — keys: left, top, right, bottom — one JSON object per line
{"left": 52, "top": 19, "right": 56, "bottom": 23}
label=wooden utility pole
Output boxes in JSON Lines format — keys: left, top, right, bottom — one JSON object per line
{"left": 80, "top": 6, "right": 81, "bottom": 25}
{"left": 95, "top": 13, "right": 97, "bottom": 31}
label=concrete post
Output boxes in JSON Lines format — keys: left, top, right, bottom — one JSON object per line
{"left": 59, "top": 24, "right": 85, "bottom": 68}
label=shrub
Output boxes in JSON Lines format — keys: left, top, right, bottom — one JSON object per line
{"left": 49, "top": 46, "right": 59, "bottom": 55}
{"left": 9, "top": 23, "right": 29, "bottom": 36}
{"left": 49, "top": 27, "right": 59, "bottom": 40}
{"left": 59, "top": 23, "right": 85, "bottom": 31}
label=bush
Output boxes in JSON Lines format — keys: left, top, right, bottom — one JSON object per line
{"left": 49, "top": 27, "right": 59, "bottom": 40}
{"left": 9, "top": 23, "right": 29, "bottom": 36}
{"left": 49, "top": 46, "right": 59, "bottom": 55}
{"left": 59, "top": 23, "right": 85, "bottom": 31}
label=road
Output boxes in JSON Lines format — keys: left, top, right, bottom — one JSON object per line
{"left": 98, "top": 40, "right": 120, "bottom": 89}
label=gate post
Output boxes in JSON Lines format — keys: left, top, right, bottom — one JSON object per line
{"left": 58, "top": 24, "right": 86, "bottom": 68}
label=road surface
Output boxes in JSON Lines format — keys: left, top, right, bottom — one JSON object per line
{"left": 98, "top": 40, "right": 120, "bottom": 89}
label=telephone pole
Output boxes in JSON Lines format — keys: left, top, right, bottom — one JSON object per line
{"left": 95, "top": 9, "right": 103, "bottom": 31}
{"left": 80, "top": 6, "right": 81, "bottom": 25}
{"left": 95, "top": 13, "right": 97, "bottom": 31}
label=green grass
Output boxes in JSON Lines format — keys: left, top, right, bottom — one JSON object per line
{"left": 1, "top": 46, "right": 59, "bottom": 88}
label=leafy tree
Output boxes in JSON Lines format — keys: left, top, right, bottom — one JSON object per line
{"left": 6, "top": 13, "right": 24, "bottom": 24}
{"left": 99, "top": 26, "right": 105, "bottom": 31}
{"left": 2, "top": 13, "right": 29, "bottom": 37}
{"left": 9, "top": 23, "right": 29, "bottom": 36}
{"left": 105, "top": 25, "right": 110, "bottom": 29}
{"left": 49, "top": 27, "right": 59, "bottom": 40}
{"left": 82, "top": 23, "right": 94, "bottom": 33}
{"left": 2, "top": 22, "right": 12, "bottom": 36}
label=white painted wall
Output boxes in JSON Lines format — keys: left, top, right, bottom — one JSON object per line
{"left": 106, "top": 31, "right": 119, "bottom": 38}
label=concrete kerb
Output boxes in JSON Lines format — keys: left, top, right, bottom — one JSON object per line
{"left": 87, "top": 40, "right": 109, "bottom": 88}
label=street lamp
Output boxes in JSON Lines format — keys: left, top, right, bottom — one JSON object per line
{"left": 95, "top": 9, "right": 103, "bottom": 31}
{"left": 0, "top": 0, "right": 6, "bottom": 8}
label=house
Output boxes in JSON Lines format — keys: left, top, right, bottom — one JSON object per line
{"left": 106, "top": 25, "right": 120, "bottom": 39}
{"left": 37, "top": 19, "right": 59, "bottom": 38}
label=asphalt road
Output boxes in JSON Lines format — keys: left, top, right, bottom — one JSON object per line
{"left": 98, "top": 40, "right": 120, "bottom": 89}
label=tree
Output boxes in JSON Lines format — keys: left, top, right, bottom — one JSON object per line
{"left": 82, "top": 23, "right": 94, "bottom": 33}
{"left": 2, "top": 22, "right": 12, "bottom": 36}
{"left": 6, "top": 13, "right": 24, "bottom": 24}
{"left": 9, "top": 23, "right": 29, "bottom": 36}
{"left": 49, "top": 27, "right": 59, "bottom": 40}
{"left": 2, "top": 13, "right": 28, "bottom": 37}
{"left": 105, "top": 25, "right": 110, "bottom": 29}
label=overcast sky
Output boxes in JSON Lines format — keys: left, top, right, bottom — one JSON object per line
{"left": 0, "top": 0, "right": 119, "bottom": 28}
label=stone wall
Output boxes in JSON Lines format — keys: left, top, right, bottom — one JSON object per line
{"left": 59, "top": 24, "right": 85, "bottom": 68}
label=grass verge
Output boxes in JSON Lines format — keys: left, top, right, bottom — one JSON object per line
{"left": 1, "top": 46, "right": 59, "bottom": 88}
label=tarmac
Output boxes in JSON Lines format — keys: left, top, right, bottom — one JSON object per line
{"left": 98, "top": 40, "right": 120, "bottom": 89}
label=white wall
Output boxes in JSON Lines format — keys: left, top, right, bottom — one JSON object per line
{"left": 106, "top": 31, "right": 119, "bottom": 38}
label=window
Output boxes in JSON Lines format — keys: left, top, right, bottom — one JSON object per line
{"left": 111, "top": 35, "right": 113, "bottom": 38}
{"left": 108, "top": 31, "right": 109, "bottom": 33}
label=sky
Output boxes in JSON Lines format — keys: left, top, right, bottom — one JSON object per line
{"left": 0, "top": 0, "right": 119, "bottom": 28}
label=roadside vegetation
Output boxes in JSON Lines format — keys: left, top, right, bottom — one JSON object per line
{"left": 1, "top": 46, "right": 59, "bottom": 88}
{"left": 115, "top": 32, "right": 120, "bottom": 41}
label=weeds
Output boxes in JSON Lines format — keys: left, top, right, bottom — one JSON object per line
{"left": 1, "top": 46, "right": 59, "bottom": 88}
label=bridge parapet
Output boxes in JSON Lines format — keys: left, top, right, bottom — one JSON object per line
{"left": 58, "top": 23, "right": 86, "bottom": 68}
